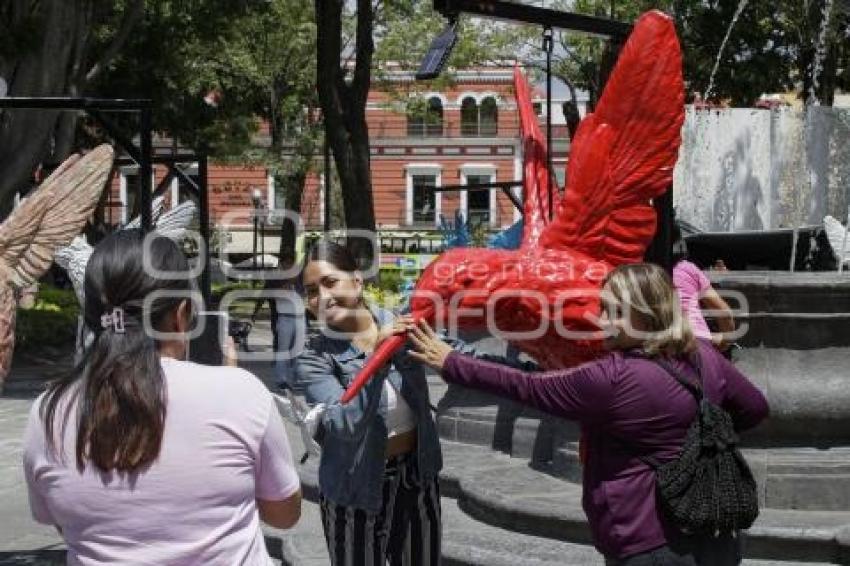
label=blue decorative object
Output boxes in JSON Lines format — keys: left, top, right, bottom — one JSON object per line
{"left": 488, "top": 219, "right": 524, "bottom": 250}
{"left": 439, "top": 210, "right": 472, "bottom": 249}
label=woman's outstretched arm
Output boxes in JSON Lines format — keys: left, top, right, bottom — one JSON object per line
{"left": 407, "top": 320, "right": 611, "bottom": 424}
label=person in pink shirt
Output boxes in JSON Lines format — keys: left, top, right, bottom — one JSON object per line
{"left": 23, "top": 230, "right": 301, "bottom": 565}
{"left": 671, "top": 225, "right": 735, "bottom": 350}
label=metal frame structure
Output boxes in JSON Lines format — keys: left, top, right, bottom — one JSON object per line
{"left": 420, "top": 0, "right": 633, "bottom": 219}
{"left": 433, "top": 0, "right": 632, "bottom": 38}
{"left": 434, "top": 180, "right": 523, "bottom": 213}
{"left": 0, "top": 97, "right": 213, "bottom": 301}
{"left": 425, "top": 0, "right": 674, "bottom": 269}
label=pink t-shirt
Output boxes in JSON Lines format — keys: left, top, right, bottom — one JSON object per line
{"left": 672, "top": 259, "right": 712, "bottom": 339}
{"left": 23, "top": 357, "right": 300, "bottom": 565}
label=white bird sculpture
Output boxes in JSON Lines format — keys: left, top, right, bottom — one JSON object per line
{"left": 54, "top": 196, "right": 198, "bottom": 354}
{"left": 824, "top": 215, "right": 850, "bottom": 268}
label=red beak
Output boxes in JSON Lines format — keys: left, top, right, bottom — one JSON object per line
{"left": 340, "top": 306, "right": 434, "bottom": 404}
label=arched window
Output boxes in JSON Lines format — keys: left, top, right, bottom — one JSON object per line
{"left": 425, "top": 96, "right": 443, "bottom": 136}
{"left": 407, "top": 106, "right": 424, "bottom": 137}
{"left": 407, "top": 96, "right": 444, "bottom": 137}
{"left": 480, "top": 96, "right": 498, "bottom": 136}
{"left": 461, "top": 97, "right": 479, "bottom": 136}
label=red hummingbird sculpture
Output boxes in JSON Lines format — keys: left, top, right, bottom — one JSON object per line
{"left": 342, "top": 11, "right": 684, "bottom": 402}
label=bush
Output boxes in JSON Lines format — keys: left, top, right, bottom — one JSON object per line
{"left": 364, "top": 284, "right": 402, "bottom": 312}
{"left": 378, "top": 269, "right": 403, "bottom": 293}
{"left": 15, "top": 285, "right": 79, "bottom": 353}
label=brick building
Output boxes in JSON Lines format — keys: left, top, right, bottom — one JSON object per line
{"left": 105, "top": 68, "right": 582, "bottom": 260}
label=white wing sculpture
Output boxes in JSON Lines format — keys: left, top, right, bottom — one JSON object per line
{"left": 824, "top": 215, "right": 850, "bottom": 267}
{"left": 154, "top": 199, "right": 197, "bottom": 241}
{"left": 54, "top": 195, "right": 198, "bottom": 355}
{"left": 123, "top": 195, "right": 166, "bottom": 230}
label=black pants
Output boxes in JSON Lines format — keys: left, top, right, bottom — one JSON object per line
{"left": 605, "top": 532, "right": 743, "bottom": 566}
{"left": 319, "top": 454, "right": 442, "bottom": 566}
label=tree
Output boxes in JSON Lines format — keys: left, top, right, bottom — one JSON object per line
{"left": 314, "top": 0, "right": 377, "bottom": 266}
{"left": 550, "top": 0, "right": 850, "bottom": 107}
{"left": 314, "top": 0, "right": 536, "bottom": 265}
{"left": 2, "top": 0, "right": 321, "bottom": 267}
{"left": 190, "top": 0, "right": 320, "bottom": 271}
{"left": 0, "top": 0, "right": 144, "bottom": 217}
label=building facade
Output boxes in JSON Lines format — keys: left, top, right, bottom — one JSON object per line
{"left": 105, "top": 68, "right": 582, "bottom": 259}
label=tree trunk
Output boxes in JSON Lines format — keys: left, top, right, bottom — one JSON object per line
{"left": 277, "top": 171, "right": 306, "bottom": 272}
{"left": 0, "top": 0, "right": 142, "bottom": 218}
{"left": 801, "top": 0, "right": 839, "bottom": 106}
{"left": 0, "top": 0, "right": 80, "bottom": 217}
{"left": 314, "top": 0, "right": 377, "bottom": 268}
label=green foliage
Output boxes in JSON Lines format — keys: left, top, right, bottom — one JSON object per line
{"left": 378, "top": 269, "right": 404, "bottom": 293}
{"left": 373, "top": 0, "right": 537, "bottom": 112}
{"left": 15, "top": 286, "right": 79, "bottom": 352}
{"left": 469, "top": 221, "right": 489, "bottom": 248}
{"left": 90, "top": 0, "right": 319, "bottom": 163}
{"left": 553, "top": 0, "right": 850, "bottom": 106}
{"left": 210, "top": 280, "right": 255, "bottom": 302}
{"left": 363, "top": 283, "right": 402, "bottom": 311}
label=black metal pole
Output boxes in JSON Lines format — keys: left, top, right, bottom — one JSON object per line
{"left": 260, "top": 212, "right": 265, "bottom": 267}
{"left": 324, "top": 129, "right": 331, "bottom": 232}
{"left": 544, "top": 26, "right": 554, "bottom": 221}
{"left": 139, "top": 107, "right": 153, "bottom": 232}
{"left": 153, "top": 170, "right": 176, "bottom": 198}
{"left": 198, "top": 155, "right": 211, "bottom": 306}
{"left": 643, "top": 186, "right": 674, "bottom": 272}
{"left": 432, "top": 0, "right": 632, "bottom": 38}
{"left": 253, "top": 211, "right": 258, "bottom": 270}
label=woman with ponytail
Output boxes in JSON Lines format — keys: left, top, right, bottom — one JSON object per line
{"left": 23, "top": 229, "right": 301, "bottom": 564}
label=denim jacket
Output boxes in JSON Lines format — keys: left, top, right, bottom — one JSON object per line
{"left": 290, "top": 308, "right": 443, "bottom": 513}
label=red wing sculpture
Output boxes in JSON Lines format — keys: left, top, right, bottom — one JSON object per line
{"left": 342, "top": 11, "right": 684, "bottom": 401}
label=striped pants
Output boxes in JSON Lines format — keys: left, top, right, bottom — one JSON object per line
{"left": 319, "top": 454, "right": 442, "bottom": 566}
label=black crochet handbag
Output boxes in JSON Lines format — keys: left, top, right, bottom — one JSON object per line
{"left": 639, "top": 353, "right": 760, "bottom": 535}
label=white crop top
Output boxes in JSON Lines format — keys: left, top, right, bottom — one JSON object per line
{"left": 383, "top": 380, "right": 416, "bottom": 437}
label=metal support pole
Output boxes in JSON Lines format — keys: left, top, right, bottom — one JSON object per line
{"left": 198, "top": 155, "right": 211, "bottom": 305}
{"left": 543, "top": 27, "right": 554, "bottom": 221}
{"left": 260, "top": 213, "right": 265, "bottom": 268}
{"left": 324, "top": 130, "right": 331, "bottom": 232}
{"left": 644, "top": 186, "right": 674, "bottom": 272}
{"left": 789, "top": 227, "right": 799, "bottom": 272}
{"left": 839, "top": 205, "right": 850, "bottom": 273}
{"left": 139, "top": 107, "right": 153, "bottom": 232}
{"left": 253, "top": 212, "right": 259, "bottom": 271}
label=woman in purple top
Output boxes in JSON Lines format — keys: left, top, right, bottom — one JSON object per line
{"left": 406, "top": 263, "right": 769, "bottom": 565}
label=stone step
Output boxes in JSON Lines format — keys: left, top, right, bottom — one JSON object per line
{"left": 287, "top": 441, "right": 846, "bottom": 564}
{"left": 552, "top": 444, "right": 850, "bottom": 512}
{"left": 276, "top": 497, "right": 606, "bottom": 566}
{"left": 438, "top": 441, "right": 850, "bottom": 565}
{"left": 275, "top": 484, "right": 833, "bottom": 566}
{"left": 437, "top": 379, "right": 850, "bottom": 509}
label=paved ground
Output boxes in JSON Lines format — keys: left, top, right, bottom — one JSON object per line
{"left": 0, "top": 322, "right": 302, "bottom": 565}
{"left": 0, "top": 323, "right": 840, "bottom": 566}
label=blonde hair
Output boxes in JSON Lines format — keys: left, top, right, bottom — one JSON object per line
{"left": 602, "top": 263, "right": 696, "bottom": 358}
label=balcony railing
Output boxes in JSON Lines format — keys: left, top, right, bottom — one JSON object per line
{"left": 370, "top": 119, "right": 571, "bottom": 141}
{"left": 372, "top": 119, "right": 517, "bottom": 140}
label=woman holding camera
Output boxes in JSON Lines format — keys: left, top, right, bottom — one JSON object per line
{"left": 23, "top": 230, "right": 301, "bottom": 564}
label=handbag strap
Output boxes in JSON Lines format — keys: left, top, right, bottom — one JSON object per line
{"left": 651, "top": 354, "right": 704, "bottom": 402}
{"left": 619, "top": 349, "right": 705, "bottom": 469}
